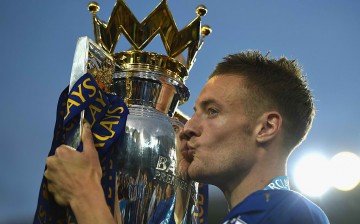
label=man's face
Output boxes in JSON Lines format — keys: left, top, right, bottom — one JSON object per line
{"left": 181, "top": 75, "right": 258, "bottom": 187}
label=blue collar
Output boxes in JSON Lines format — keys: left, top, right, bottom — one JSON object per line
{"left": 222, "top": 176, "right": 291, "bottom": 223}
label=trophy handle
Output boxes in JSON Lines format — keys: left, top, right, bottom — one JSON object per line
{"left": 64, "top": 36, "right": 115, "bottom": 149}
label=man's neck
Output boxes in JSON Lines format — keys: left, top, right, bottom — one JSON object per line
{"left": 221, "top": 159, "right": 286, "bottom": 209}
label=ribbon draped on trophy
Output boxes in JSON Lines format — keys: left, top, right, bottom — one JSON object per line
{"left": 34, "top": 0, "right": 211, "bottom": 223}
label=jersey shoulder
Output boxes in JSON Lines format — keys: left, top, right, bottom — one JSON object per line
{"left": 263, "top": 190, "right": 330, "bottom": 224}
{"left": 223, "top": 190, "right": 330, "bottom": 224}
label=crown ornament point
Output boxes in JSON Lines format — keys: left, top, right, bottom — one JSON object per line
{"left": 196, "top": 5, "right": 207, "bottom": 16}
{"left": 201, "top": 25, "right": 212, "bottom": 36}
{"left": 88, "top": 1, "right": 100, "bottom": 14}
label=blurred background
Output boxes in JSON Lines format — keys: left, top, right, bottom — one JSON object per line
{"left": 1, "top": 0, "right": 359, "bottom": 223}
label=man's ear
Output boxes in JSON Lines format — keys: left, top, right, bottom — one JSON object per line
{"left": 256, "top": 112, "right": 282, "bottom": 144}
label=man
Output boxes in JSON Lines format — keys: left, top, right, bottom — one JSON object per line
{"left": 177, "top": 51, "right": 329, "bottom": 223}
{"left": 45, "top": 51, "right": 329, "bottom": 223}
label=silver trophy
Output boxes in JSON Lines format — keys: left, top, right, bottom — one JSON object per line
{"left": 69, "top": 1, "right": 211, "bottom": 223}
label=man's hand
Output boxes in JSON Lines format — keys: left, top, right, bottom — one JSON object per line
{"left": 44, "top": 122, "right": 117, "bottom": 224}
{"left": 44, "top": 122, "right": 102, "bottom": 206}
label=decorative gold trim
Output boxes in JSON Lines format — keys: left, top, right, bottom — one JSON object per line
{"left": 87, "top": 55, "right": 114, "bottom": 93}
{"left": 173, "top": 109, "right": 190, "bottom": 125}
{"left": 114, "top": 51, "right": 188, "bottom": 84}
{"left": 124, "top": 73, "right": 133, "bottom": 107}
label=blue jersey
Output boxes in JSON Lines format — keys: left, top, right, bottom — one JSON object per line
{"left": 223, "top": 190, "right": 330, "bottom": 224}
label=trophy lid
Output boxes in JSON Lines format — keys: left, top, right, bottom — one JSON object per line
{"left": 87, "top": 0, "right": 211, "bottom": 115}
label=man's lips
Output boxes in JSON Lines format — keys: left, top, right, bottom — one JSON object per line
{"left": 182, "top": 143, "right": 196, "bottom": 162}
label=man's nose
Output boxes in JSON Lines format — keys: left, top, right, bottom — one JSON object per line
{"left": 182, "top": 115, "right": 201, "bottom": 139}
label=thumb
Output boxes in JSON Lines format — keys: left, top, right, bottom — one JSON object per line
{"left": 81, "top": 122, "right": 97, "bottom": 157}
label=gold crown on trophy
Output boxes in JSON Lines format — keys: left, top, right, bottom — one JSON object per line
{"left": 88, "top": 0, "right": 211, "bottom": 79}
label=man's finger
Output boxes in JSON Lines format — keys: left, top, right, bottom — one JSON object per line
{"left": 45, "top": 156, "right": 57, "bottom": 171}
{"left": 53, "top": 193, "right": 68, "bottom": 207}
{"left": 81, "top": 122, "right": 97, "bottom": 156}
{"left": 54, "top": 145, "right": 76, "bottom": 159}
{"left": 44, "top": 169, "right": 51, "bottom": 181}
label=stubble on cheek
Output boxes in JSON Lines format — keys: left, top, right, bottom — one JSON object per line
{"left": 187, "top": 151, "right": 217, "bottom": 183}
{"left": 187, "top": 153, "right": 202, "bottom": 179}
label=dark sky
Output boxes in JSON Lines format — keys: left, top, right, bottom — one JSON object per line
{"left": 1, "top": 0, "right": 359, "bottom": 223}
